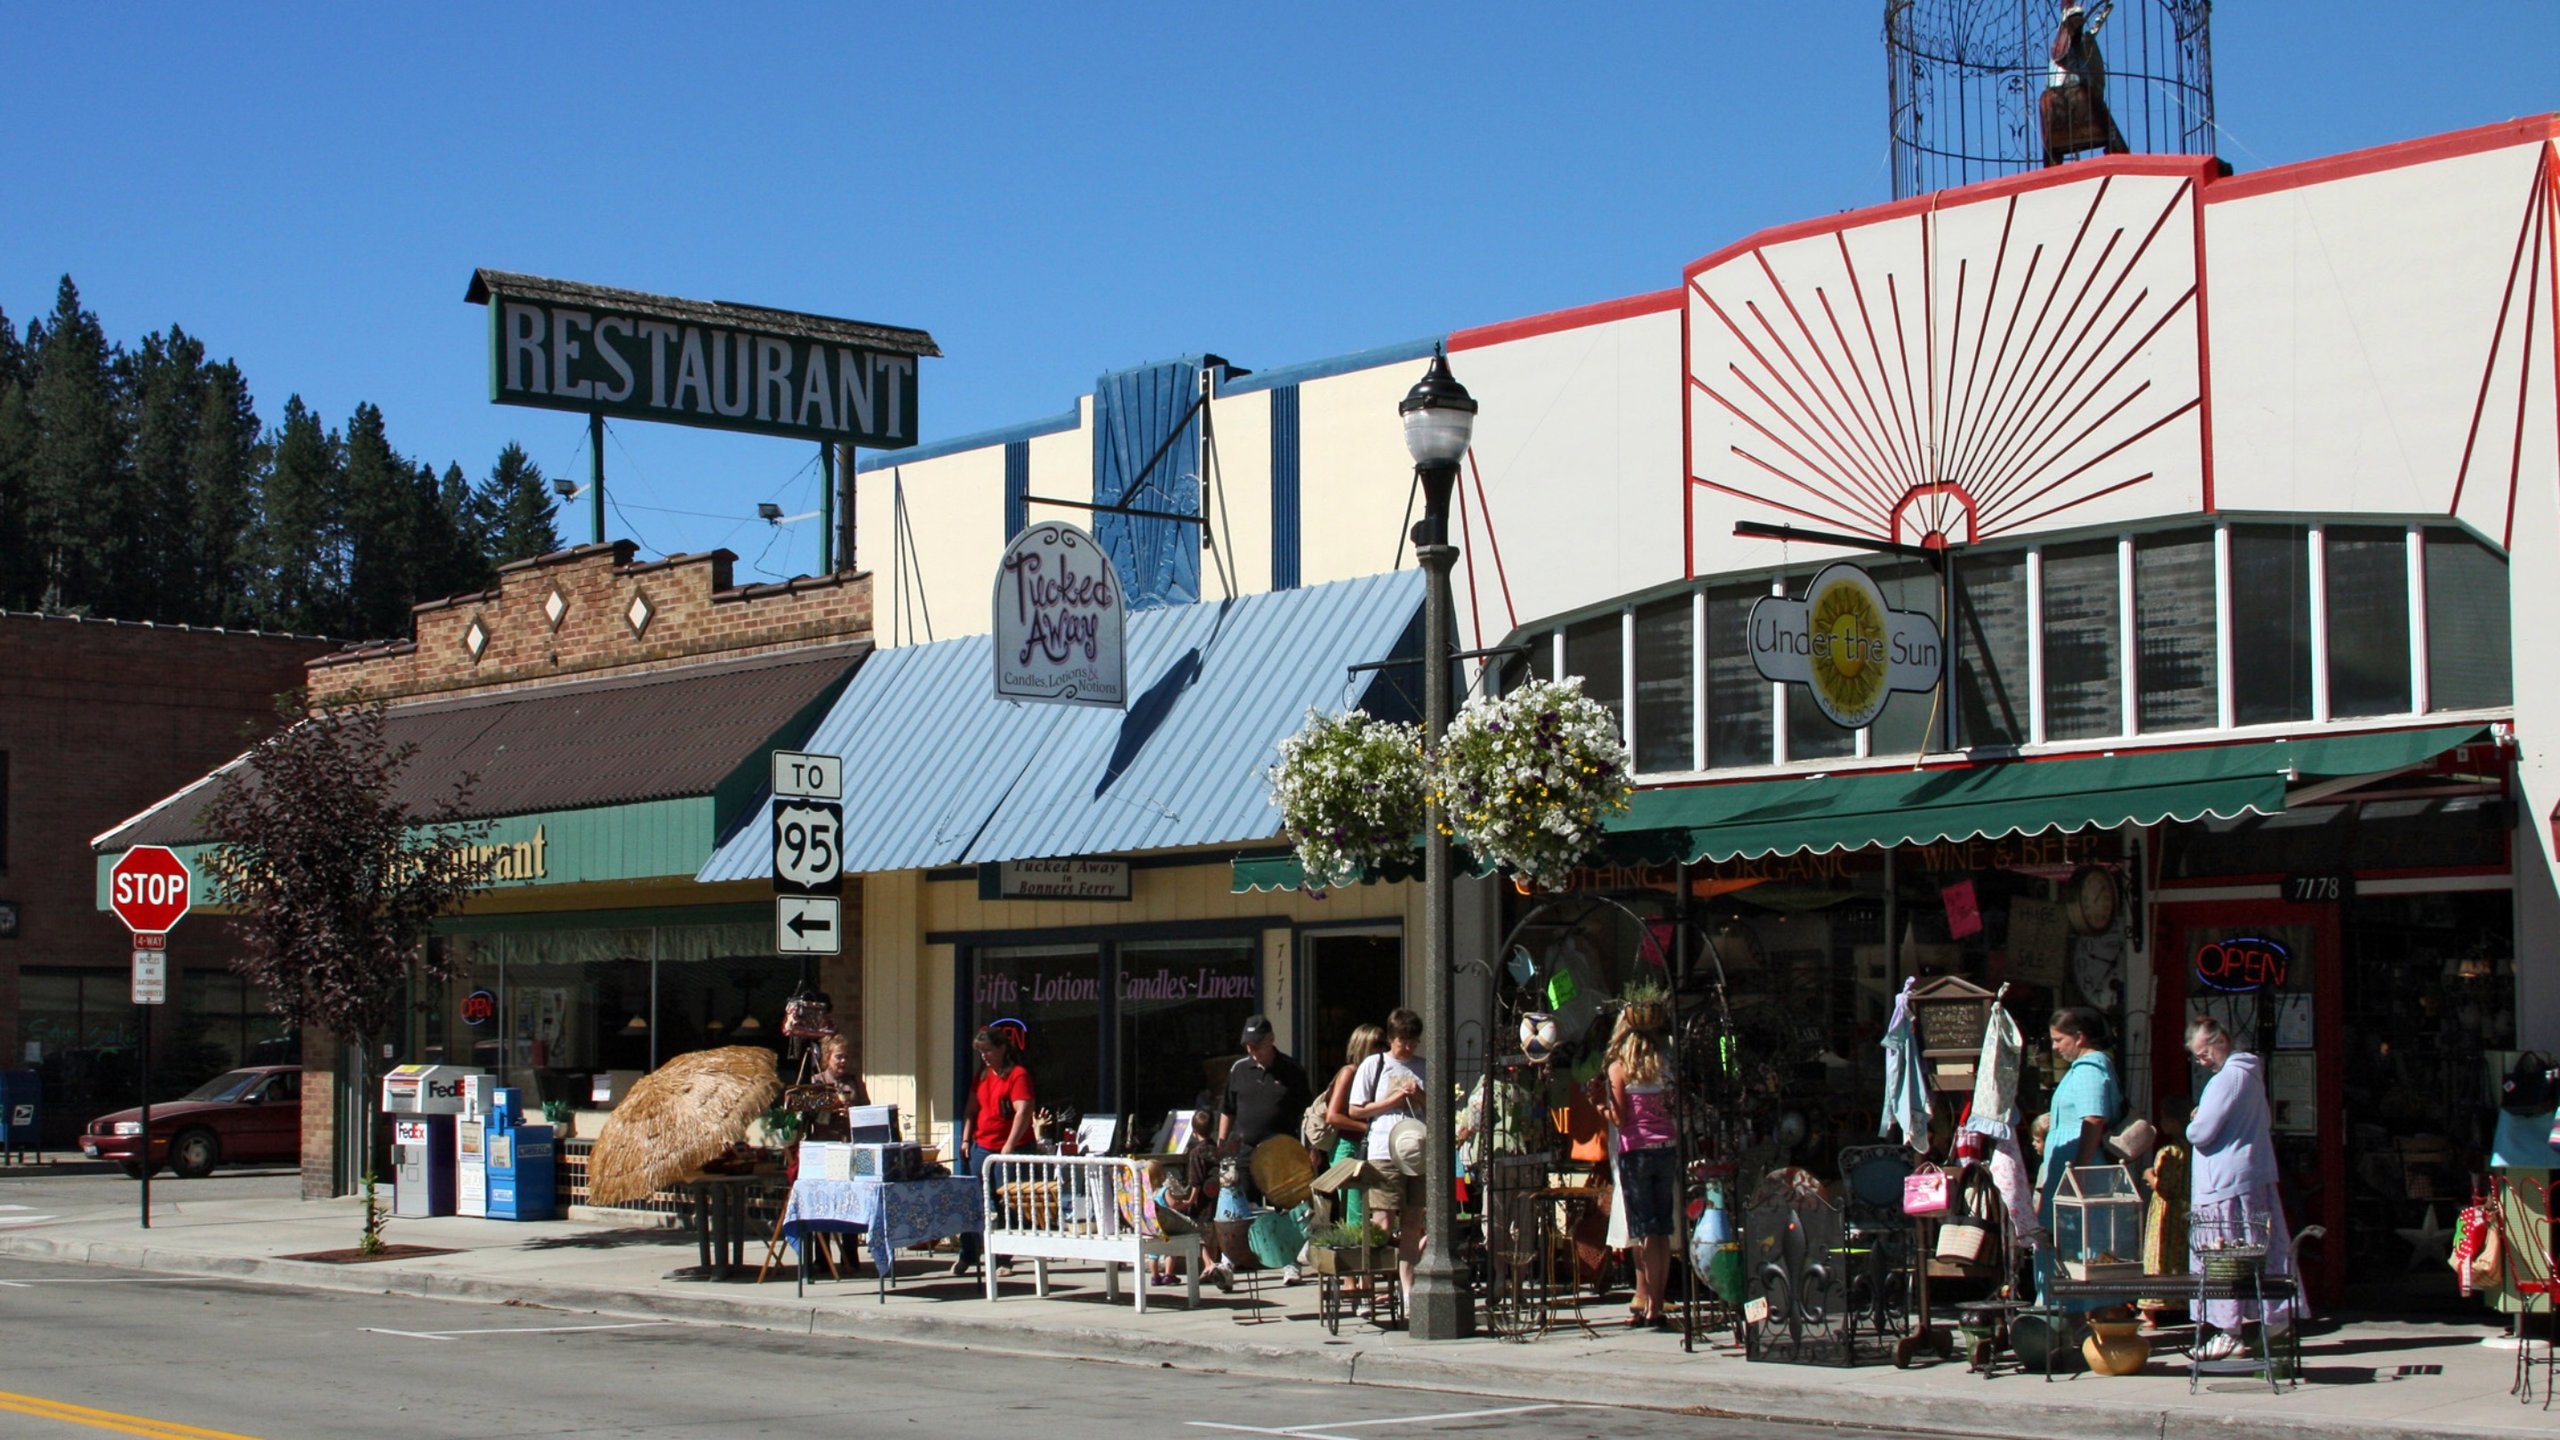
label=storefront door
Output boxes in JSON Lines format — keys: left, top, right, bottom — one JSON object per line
{"left": 2153, "top": 899, "right": 2345, "bottom": 1303}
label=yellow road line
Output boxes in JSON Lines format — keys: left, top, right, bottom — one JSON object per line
{"left": 0, "top": 1388, "right": 264, "bottom": 1440}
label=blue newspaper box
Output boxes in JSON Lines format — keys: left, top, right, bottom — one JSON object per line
{"left": 484, "top": 1101, "right": 555, "bottom": 1221}
{"left": 0, "top": 1070, "right": 38, "bottom": 1162}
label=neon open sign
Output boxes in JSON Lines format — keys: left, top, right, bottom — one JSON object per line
{"left": 2193, "top": 936, "right": 2290, "bottom": 993}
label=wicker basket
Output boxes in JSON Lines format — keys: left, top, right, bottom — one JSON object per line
{"left": 2200, "top": 1244, "right": 2267, "bottom": 1283}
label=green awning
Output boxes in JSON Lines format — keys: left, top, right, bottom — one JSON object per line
{"left": 1230, "top": 724, "right": 2491, "bottom": 891}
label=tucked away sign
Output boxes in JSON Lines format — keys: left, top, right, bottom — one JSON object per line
{"left": 467, "top": 270, "right": 938, "bottom": 448}
{"left": 994, "top": 522, "right": 1127, "bottom": 708}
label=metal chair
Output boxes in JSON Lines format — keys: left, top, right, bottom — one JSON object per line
{"left": 1835, "top": 1145, "right": 1918, "bottom": 1341}
{"left": 2510, "top": 1180, "right": 2559, "bottom": 1407}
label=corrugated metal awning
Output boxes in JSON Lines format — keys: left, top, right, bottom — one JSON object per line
{"left": 696, "top": 570, "right": 1425, "bottom": 880}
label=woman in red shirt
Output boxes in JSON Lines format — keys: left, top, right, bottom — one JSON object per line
{"left": 954, "top": 1027, "right": 1035, "bottom": 1276}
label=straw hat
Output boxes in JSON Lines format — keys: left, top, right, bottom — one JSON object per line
{"left": 1250, "top": 1134, "right": 1314, "bottom": 1208}
{"left": 1385, "top": 1117, "right": 1429, "bottom": 1178}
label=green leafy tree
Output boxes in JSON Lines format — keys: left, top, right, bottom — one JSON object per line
{"left": 476, "top": 442, "right": 561, "bottom": 567}
{"left": 200, "top": 699, "right": 491, "bottom": 1204}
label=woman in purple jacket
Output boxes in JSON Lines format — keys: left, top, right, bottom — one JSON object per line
{"left": 2185, "top": 1014, "right": 2296, "bottom": 1360}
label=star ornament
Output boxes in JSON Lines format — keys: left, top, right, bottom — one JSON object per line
{"left": 2397, "top": 1204, "right": 2456, "bottom": 1271}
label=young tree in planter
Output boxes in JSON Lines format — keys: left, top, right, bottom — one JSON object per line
{"left": 200, "top": 699, "right": 492, "bottom": 1208}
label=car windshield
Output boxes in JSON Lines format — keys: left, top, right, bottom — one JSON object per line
{"left": 179, "top": 1071, "right": 264, "bottom": 1104}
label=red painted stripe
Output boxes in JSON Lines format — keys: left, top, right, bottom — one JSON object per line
{"left": 1888, "top": 271, "right": 1929, "bottom": 499}
{"left": 1691, "top": 469, "right": 1876, "bottom": 534}
{"left": 1725, "top": 444, "right": 1891, "bottom": 530}
{"left": 1960, "top": 177, "right": 2116, "bottom": 501}
{"left": 1978, "top": 375, "right": 2159, "bottom": 524}
{"left": 2449, "top": 161, "right": 2546, "bottom": 527}
{"left": 1449, "top": 287, "right": 1681, "bottom": 352}
{"left": 1972, "top": 179, "right": 2192, "bottom": 505}
{"left": 1981, "top": 396, "right": 2201, "bottom": 531}
{"left": 1683, "top": 284, "right": 1697, "bottom": 580}
{"left": 1741, "top": 286, "right": 1906, "bottom": 520}
{"left": 1943, "top": 199, "right": 2019, "bottom": 489}
{"left": 1815, "top": 285, "right": 1922, "bottom": 495}
{"left": 2192, "top": 158, "right": 2218, "bottom": 514}
{"left": 2002, "top": 470, "right": 2157, "bottom": 532}
{"left": 1465, "top": 450, "right": 1519, "bottom": 633}
{"left": 2203, "top": 115, "right": 2560, "bottom": 205}
{"left": 1947, "top": 243, "right": 2048, "bottom": 487}
{"left": 1753, "top": 251, "right": 1915, "bottom": 509}
{"left": 2544, "top": 146, "right": 2560, "bottom": 555}
{"left": 1682, "top": 154, "right": 2213, "bottom": 285}
{"left": 1695, "top": 370, "right": 1892, "bottom": 528}
{"left": 2501, "top": 188, "right": 2543, "bottom": 552}
{"left": 1977, "top": 289, "right": 2197, "bottom": 519}
{"left": 1699, "top": 290, "right": 1896, "bottom": 519}
{"left": 1839, "top": 234, "right": 1928, "bottom": 494}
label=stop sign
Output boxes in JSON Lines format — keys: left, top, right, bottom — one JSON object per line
{"left": 109, "top": 846, "right": 193, "bottom": 935}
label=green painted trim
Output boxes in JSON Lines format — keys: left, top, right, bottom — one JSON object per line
{"left": 96, "top": 796, "right": 721, "bottom": 909}
{"left": 435, "top": 901, "right": 767, "bottom": 937}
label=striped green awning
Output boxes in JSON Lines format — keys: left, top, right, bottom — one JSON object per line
{"left": 1231, "top": 724, "right": 2492, "bottom": 892}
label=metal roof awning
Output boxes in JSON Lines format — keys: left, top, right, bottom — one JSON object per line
{"left": 1230, "top": 723, "right": 2493, "bottom": 892}
{"left": 695, "top": 569, "right": 1426, "bottom": 881}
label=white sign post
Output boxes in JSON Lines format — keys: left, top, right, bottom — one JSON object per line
{"left": 130, "top": 938, "right": 167, "bottom": 1006}
{"left": 993, "top": 521, "right": 1127, "bottom": 709}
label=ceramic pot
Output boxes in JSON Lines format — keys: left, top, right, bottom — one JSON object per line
{"left": 2083, "top": 1317, "right": 2152, "bottom": 1376}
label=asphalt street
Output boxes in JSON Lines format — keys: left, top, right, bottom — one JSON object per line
{"left": 0, "top": 1161, "right": 303, "bottom": 1233}
{"left": 0, "top": 1254, "right": 1948, "bottom": 1440}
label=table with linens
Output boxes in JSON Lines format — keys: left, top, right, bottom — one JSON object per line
{"left": 781, "top": 1175, "right": 984, "bottom": 1300}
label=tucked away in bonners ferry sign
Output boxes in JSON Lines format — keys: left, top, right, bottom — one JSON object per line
{"left": 994, "top": 522, "right": 1126, "bottom": 708}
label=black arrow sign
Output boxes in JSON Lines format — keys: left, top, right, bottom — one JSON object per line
{"left": 785, "top": 909, "right": 834, "bottom": 938}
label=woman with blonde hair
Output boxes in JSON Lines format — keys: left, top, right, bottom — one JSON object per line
{"left": 1321, "top": 1023, "right": 1390, "bottom": 1228}
{"left": 1594, "top": 990, "right": 1678, "bottom": 1328}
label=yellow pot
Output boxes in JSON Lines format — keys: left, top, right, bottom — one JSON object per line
{"left": 2083, "top": 1317, "right": 2152, "bottom": 1376}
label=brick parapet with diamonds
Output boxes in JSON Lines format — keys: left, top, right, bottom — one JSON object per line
{"left": 310, "top": 542, "right": 873, "bottom": 704}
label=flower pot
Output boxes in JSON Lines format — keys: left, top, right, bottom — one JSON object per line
{"left": 2083, "top": 1317, "right": 2151, "bottom": 1376}
{"left": 1311, "top": 1244, "right": 1381, "bottom": 1276}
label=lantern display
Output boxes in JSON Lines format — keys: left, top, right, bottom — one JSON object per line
{"left": 2054, "top": 1162, "right": 2146, "bottom": 1281}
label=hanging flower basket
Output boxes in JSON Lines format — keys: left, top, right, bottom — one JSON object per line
{"left": 1267, "top": 708, "right": 1428, "bottom": 890}
{"left": 1436, "top": 677, "right": 1632, "bottom": 892}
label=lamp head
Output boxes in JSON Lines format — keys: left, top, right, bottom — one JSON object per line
{"left": 550, "top": 478, "right": 578, "bottom": 499}
{"left": 1398, "top": 352, "right": 1477, "bottom": 471}
{"left": 757, "top": 502, "right": 784, "bottom": 522}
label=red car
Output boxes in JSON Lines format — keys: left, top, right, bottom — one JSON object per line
{"left": 82, "top": 1066, "right": 302, "bottom": 1178}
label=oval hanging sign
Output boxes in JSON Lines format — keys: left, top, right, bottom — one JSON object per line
{"left": 993, "top": 521, "right": 1127, "bottom": 709}
{"left": 1746, "top": 562, "right": 1943, "bottom": 729}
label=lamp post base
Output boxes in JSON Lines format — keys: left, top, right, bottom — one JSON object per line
{"left": 1409, "top": 1258, "right": 1475, "bottom": 1340}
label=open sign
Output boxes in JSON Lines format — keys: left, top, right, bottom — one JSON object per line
{"left": 461, "top": 988, "right": 497, "bottom": 1027}
{"left": 2193, "top": 936, "right": 2290, "bottom": 993}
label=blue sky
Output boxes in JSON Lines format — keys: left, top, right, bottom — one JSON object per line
{"left": 5, "top": 3, "right": 2554, "bottom": 579}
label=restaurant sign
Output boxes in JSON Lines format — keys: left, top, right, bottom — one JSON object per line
{"left": 993, "top": 522, "right": 1126, "bottom": 709}
{"left": 468, "top": 271, "right": 934, "bottom": 448}
{"left": 1747, "top": 563, "right": 1943, "bottom": 729}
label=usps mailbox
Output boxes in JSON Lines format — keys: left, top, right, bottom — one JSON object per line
{"left": 381, "top": 1064, "right": 484, "bottom": 1218}
{"left": 0, "top": 1070, "right": 38, "bottom": 1164}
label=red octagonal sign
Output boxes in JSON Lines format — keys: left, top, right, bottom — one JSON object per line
{"left": 109, "top": 845, "right": 193, "bottom": 935}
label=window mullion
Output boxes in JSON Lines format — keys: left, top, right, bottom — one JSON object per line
{"left": 2308, "top": 524, "right": 2331, "bottom": 723}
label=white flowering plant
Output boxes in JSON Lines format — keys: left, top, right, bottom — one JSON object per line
{"left": 1267, "top": 708, "right": 1428, "bottom": 889}
{"left": 1436, "top": 677, "right": 1632, "bottom": 892}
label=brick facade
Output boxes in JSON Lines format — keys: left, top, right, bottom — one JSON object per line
{"left": 0, "top": 614, "right": 332, "bottom": 1146}
{"left": 308, "top": 542, "right": 874, "bottom": 705}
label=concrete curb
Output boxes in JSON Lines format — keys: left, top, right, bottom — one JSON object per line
{"left": 2, "top": 1231, "right": 2548, "bottom": 1440}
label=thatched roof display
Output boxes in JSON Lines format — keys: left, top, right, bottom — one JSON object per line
{"left": 585, "top": 1046, "right": 782, "bottom": 1206}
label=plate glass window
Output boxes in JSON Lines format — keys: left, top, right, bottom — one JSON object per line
{"left": 1706, "top": 581, "right": 1774, "bottom": 767}
{"left": 1632, "top": 594, "right": 1695, "bottom": 772}
{"left": 1953, "top": 551, "right": 2029, "bottom": 748}
{"left": 2324, "top": 526, "right": 2413, "bottom": 717}
{"left": 2229, "top": 525, "right": 2312, "bottom": 725}
{"left": 2135, "top": 528, "right": 2217, "bottom": 733}
{"left": 1564, "top": 614, "right": 1625, "bottom": 740}
{"left": 2424, "top": 528, "right": 2511, "bottom": 711}
{"left": 2041, "top": 539, "right": 2122, "bottom": 740}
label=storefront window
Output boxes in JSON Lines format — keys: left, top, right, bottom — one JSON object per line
{"left": 1632, "top": 594, "right": 1694, "bottom": 773}
{"left": 1866, "top": 561, "right": 1939, "bottom": 756}
{"left": 1706, "top": 581, "right": 1773, "bottom": 767}
{"left": 177, "top": 971, "right": 291, "bottom": 1073}
{"left": 2230, "top": 524, "right": 2312, "bottom": 725}
{"left": 1565, "top": 613, "right": 1625, "bottom": 739}
{"left": 23, "top": 968, "right": 142, "bottom": 1132}
{"left": 972, "top": 945, "right": 1105, "bottom": 1120}
{"left": 2324, "top": 526, "right": 2414, "bottom": 717}
{"left": 1118, "top": 939, "right": 1258, "bottom": 1134}
{"left": 2041, "top": 539, "right": 2122, "bottom": 740}
{"left": 2135, "top": 527, "right": 2218, "bottom": 732}
{"left": 2425, "top": 528, "right": 2511, "bottom": 711}
{"left": 1954, "top": 550, "right": 2029, "bottom": 748}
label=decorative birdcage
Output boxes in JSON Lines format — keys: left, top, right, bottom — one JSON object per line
{"left": 2054, "top": 1162, "right": 2145, "bottom": 1281}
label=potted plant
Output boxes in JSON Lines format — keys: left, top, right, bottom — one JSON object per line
{"left": 1308, "top": 1219, "right": 1391, "bottom": 1275}
{"left": 540, "top": 1099, "right": 574, "bottom": 1137}
{"left": 1435, "top": 676, "right": 1631, "bottom": 893}
{"left": 1267, "top": 708, "right": 1427, "bottom": 890}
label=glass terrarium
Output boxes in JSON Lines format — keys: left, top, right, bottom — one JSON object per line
{"left": 2055, "top": 1163, "right": 2146, "bottom": 1281}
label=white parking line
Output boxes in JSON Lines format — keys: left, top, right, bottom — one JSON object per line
{"left": 1189, "top": 1404, "right": 1572, "bottom": 1438}
{"left": 0, "top": 1278, "right": 195, "bottom": 1287}
{"left": 364, "top": 1321, "right": 672, "bottom": 1341}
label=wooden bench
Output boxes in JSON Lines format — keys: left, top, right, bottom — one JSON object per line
{"left": 979, "top": 1154, "right": 1200, "bottom": 1312}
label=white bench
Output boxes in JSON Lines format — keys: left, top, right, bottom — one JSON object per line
{"left": 978, "top": 1154, "right": 1200, "bottom": 1311}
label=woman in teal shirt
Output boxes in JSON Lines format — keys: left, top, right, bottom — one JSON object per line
{"left": 2036, "top": 1005, "right": 2124, "bottom": 1308}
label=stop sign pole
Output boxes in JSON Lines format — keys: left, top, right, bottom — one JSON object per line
{"left": 109, "top": 847, "right": 192, "bottom": 1230}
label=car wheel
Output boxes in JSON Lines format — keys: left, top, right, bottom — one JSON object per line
{"left": 170, "top": 1129, "right": 221, "bottom": 1179}
{"left": 117, "top": 1159, "right": 162, "bottom": 1180}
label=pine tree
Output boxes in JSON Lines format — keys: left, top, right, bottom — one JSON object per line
{"left": 405, "top": 460, "right": 489, "bottom": 610}
{"left": 25, "top": 277, "right": 132, "bottom": 615}
{"left": 476, "top": 442, "right": 561, "bottom": 567}
{"left": 127, "top": 327, "right": 211, "bottom": 622}
{"left": 0, "top": 374, "right": 33, "bottom": 612}
{"left": 342, "top": 402, "right": 417, "bottom": 640}
{"left": 189, "top": 362, "right": 263, "bottom": 627}
{"left": 255, "top": 396, "right": 347, "bottom": 633}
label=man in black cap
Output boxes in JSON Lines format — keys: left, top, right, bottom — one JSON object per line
{"left": 1219, "top": 1013, "right": 1314, "bottom": 1280}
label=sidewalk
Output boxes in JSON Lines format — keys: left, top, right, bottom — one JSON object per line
{"left": 0, "top": 1192, "right": 2548, "bottom": 1440}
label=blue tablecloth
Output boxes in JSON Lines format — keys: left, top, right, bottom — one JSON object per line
{"left": 782, "top": 1176, "right": 983, "bottom": 1280}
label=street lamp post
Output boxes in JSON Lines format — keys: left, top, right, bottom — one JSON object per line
{"left": 1399, "top": 351, "right": 1476, "bottom": 1341}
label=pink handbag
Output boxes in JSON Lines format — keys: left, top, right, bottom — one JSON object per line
{"left": 1901, "top": 1164, "right": 1951, "bottom": 1217}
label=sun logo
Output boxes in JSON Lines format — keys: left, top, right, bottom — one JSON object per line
{"left": 1807, "top": 574, "right": 1889, "bottom": 727}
